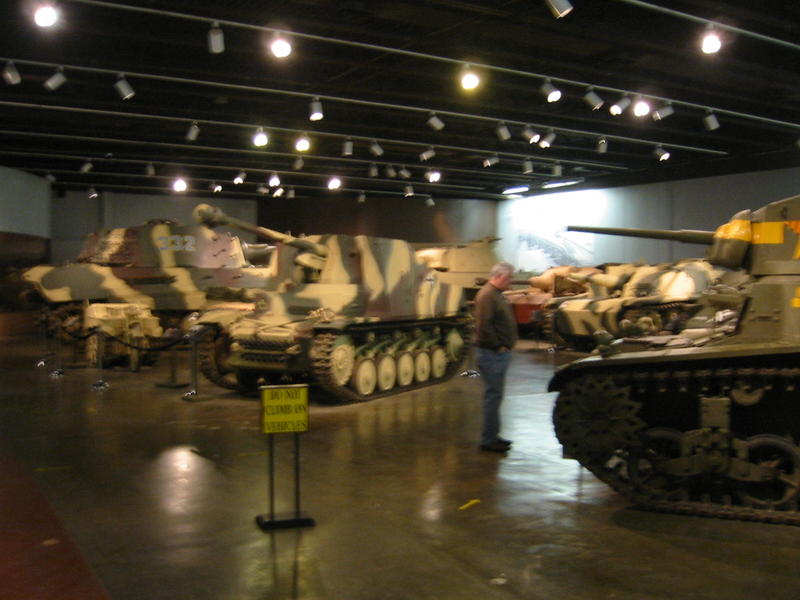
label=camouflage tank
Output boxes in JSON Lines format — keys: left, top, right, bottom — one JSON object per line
{"left": 192, "top": 204, "right": 472, "bottom": 400}
{"left": 549, "top": 193, "right": 800, "bottom": 525}
{"left": 22, "top": 217, "right": 275, "bottom": 338}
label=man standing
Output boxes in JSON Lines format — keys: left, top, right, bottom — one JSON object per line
{"left": 473, "top": 261, "right": 518, "bottom": 453}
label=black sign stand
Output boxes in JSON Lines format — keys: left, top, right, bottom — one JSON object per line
{"left": 255, "top": 433, "right": 315, "bottom": 531}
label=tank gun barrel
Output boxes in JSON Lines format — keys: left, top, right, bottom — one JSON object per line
{"left": 194, "top": 203, "right": 328, "bottom": 257}
{"left": 567, "top": 225, "right": 715, "bottom": 245}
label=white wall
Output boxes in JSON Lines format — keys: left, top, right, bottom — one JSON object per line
{"left": 50, "top": 191, "right": 257, "bottom": 264}
{"left": 497, "top": 167, "right": 800, "bottom": 272}
{"left": 0, "top": 166, "right": 50, "bottom": 238}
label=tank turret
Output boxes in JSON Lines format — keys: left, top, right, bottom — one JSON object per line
{"left": 548, "top": 193, "right": 800, "bottom": 526}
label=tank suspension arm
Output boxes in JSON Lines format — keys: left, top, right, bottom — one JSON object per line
{"left": 567, "top": 225, "right": 715, "bottom": 245}
{"left": 193, "top": 203, "right": 328, "bottom": 257}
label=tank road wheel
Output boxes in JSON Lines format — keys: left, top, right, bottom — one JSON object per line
{"left": 414, "top": 350, "right": 431, "bottom": 383}
{"left": 376, "top": 354, "right": 397, "bottom": 392}
{"left": 329, "top": 335, "right": 356, "bottom": 387}
{"left": 444, "top": 329, "right": 464, "bottom": 362}
{"left": 430, "top": 346, "right": 447, "bottom": 379}
{"left": 627, "top": 428, "right": 686, "bottom": 500}
{"left": 198, "top": 328, "right": 238, "bottom": 390}
{"left": 738, "top": 434, "right": 800, "bottom": 510}
{"left": 396, "top": 351, "right": 415, "bottom": 387}
{"left": 351, "top": 358, "right": 377, "bottom": 397}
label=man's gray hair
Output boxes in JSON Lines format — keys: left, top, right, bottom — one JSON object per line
{"left": 490, "top": 261, "right": 515, "bottom": 278}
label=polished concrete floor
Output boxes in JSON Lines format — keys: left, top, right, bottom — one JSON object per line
{"left": 2, "top": 330, "right": 800, "bottom": 599}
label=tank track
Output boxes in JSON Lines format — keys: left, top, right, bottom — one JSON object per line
{"left": 197, "top": 327, "right": 239, "bottom": 390}
{"left": 553, "top": 355, "right": 800, "bottom": 526}
{"left": 310, "top": 318, "right": 472, "bottom": 402}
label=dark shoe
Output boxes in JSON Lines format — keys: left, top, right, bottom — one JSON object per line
{"left": 480, "top": 441, "right": 509, "bottom": 453}
{"left": 496, "top": 437, "right": 512, "bottom": 446}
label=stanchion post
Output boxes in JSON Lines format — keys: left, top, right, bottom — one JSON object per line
{"left": 255, "top": 383, "right": 315, "bottom": 531}
{"left": 182, "top": 333, "right": 199, "bottom": 401}
{"left": 156, "top": 330, "right": 189, "bottom": 389}
{"left": 91, "top": 329, "right": 109, "bottom": 391}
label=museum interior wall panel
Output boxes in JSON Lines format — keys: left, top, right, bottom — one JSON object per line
{"left": 257, "top": 195, "right": 497, "bottom": 244}
{"left": 0, "top": 166, "right": 49, "bottom": 238}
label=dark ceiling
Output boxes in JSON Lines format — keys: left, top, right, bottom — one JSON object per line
{"left": 0, "top": 0, "right": 798, "bottom": 204}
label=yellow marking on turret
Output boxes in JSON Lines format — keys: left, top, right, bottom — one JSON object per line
{"left": 151, "top": 224, "right": 175, "bottom": 267}
{"left": 751, "top": 221, "right": 784, "bottom": 244}
{"left": 714, "top": 219, "right": 752, "bottom": 242}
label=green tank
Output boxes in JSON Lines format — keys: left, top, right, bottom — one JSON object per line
{"left": 193, "top": 204, "right": 472, "bottom": 400}
{"left": 550, "top": 194, "right": 800, "bottom": 525}
{"left": 22, "top": 217, "right": 275, "bottom": 337}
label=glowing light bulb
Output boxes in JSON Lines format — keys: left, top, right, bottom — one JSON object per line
{"left": 34, "top": 5, "right": 58, "bottom": 27}
{"left": 271, "top": 37, "right": 292, "bottom": 58}
{"left": 172, "top": 177, "right": 187, "bottom": 192}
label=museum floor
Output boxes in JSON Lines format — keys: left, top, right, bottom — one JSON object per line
{"left": 2, "top": 328, "right": 800, "bottom": 600}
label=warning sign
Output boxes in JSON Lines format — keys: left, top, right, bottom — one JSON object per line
{"left": 260, "top": 384, "right": 309, "bottom": 434}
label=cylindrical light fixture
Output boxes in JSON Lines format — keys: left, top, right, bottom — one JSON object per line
{"left": 583, "top": 87, "right": 604, "bottom": 110}
{"left": 495, "top": 121, "right": 511, "bottom": 141}
{"left": 385, "top": 164, "right": 397, "bottom": 178}
{"left": 483, "top": 153, "right": 500, "bottom": 167}
{"left": 185, "top": 121, "right": 200, "bottom": 141}
{"left": 368, "top": 163, "right": 378, "bottom": 177}
{"left": 173, "top": 177, "right": 188, "bottom": 193}
{"left": 522, "top": 159, "right": 533, "bottom": 174}
{"left": 208, "top": 22, "right": 225, "bottom": 54}
{"left": 256, "top": 185, "right": 269, "bottom": 195}
{"left": 342, "top": 138, "right": 354, "bottom": 156}
{"left": 114, "top": 74, "right": 135, "bottom": 100}
{"left": 654, "top": 145, "right": 671, "bottom": 161}
{"left": 522, "top": 125, "right": 540, "bottom": 144}
{"left": 460, "top": 65, "right": 480, "bottom": 90}
{"left": 369, "top": 140, "right": 384, "bottom": 156}
{"left": 425, "top": 169, "right": 441, "bottom": 183}
{"left": 545, "top": 0, "right": 573, "bottom": 19}
{"left": 3, "top": 61, "right": 21, "bottom": 85}
{"left": 44, "top": 67, "right": 66, "bottom": 91}
{"left": 425, "top": 196, "right": 435, "bottom": 207}
{"left": 357, "top": 191, "right": 366, "bottom": 204}
{"left": 145, "top": 162, "right": 156, "bottom": 176}
{"left": 327, "top": 176, "right": 342, "bottom": 190}
{"left": 273, "top": 187, "right": 285, "bottom": 198}
{"left": 398, "top": 166, "right": 411, "bottom": 179}
{"left": 295, "top": 133, "right": 311, "bottom": 152}
{"left": 87, "top": 186, "right": 98, "bottom": 199}
{"left": 701, "top": 24, "right": 722, "bottom": 54}
{"left": 293, "top": 156, "right": 304, "bottom": 170}
{"left": 309, "top": 97, "right": 323, "bottom": 121}
{"left": 252, "top": 127, "right": 269, "bottom": 147}
{"left": 632, "top": 96, "right": 651, "bottom": 117}
{"left": 209, "top": 181, "right": 222, "bottom": 193}
{"left": 427, "top": 112, "right": 445, "bottom": 131}
{"left": 234, "top": 170, "right": 246, "bottom": 184}
{"left": 652, "top": 102, "right": 675, "bottom": 120}
{"left": 268, "top": 172, "right": 281, "bottom": 187}
{"left": 287, "top": 187, "right": 295, "bottom": 199}
{"left": 539, "top": 130, "right": 556, "bottom": 149}
{"left": 404, "top": 184, "right": 414, "bottom": 197}
{"left": 34, "top": 4, "right": 59, "bottom": 27}
{"left": 419, "top": 146, "right": 436, "bottom": 161}
{"left": 80, "top": 159, "right": 93, "bottom": 174}
{"left": 540, "top": 79, "right": 562, "bottom": 103}
{"left": 596, "top": 137, "right": 608, "bottom": 154}
{"left": 609, "top": 95, "right": 631, "bottom": 116}
{"left": 270, "top": 34, "right": 292, "bottom": 58}
{"left": 703, "top": 111, "right": 720, "bottom": 131}
{"left": 552, "top": 162, "right": 563, "bottom": 177}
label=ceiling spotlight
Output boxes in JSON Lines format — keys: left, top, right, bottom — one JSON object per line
{"left": 369, "top": 140, "right": 384, "bottom": 156}
{"left": 234, "top": 170, "right": 246, "bottom": 184}
{"left": 269, "top": 172, "right": 281, "bottom": 187}
{"left": 43, "top": 66, "right": 66, "bottom": 91}
{"left": 357, "top": 191, "right": 366, "bottom": 204}
{"left": 552, "top": 162, "right": 563, "bottom": 177}
{"left": 522, "top": 159, "right": 533, "bottom": 174}
{"left": 583, "top": 87, "right": 604, "bottom": 110}
{"left": 293, "top": 156, "right": 304, "bottom": 170}
{"left": 398, "top": 166, "right": 412, "bottom": 179}
{"left": 342, "top": 138, "right": 353, "bottom": 156}
{"left": 425, "top": 196, "right": 435, "bottom": 207}
{"left": 34, "top": 4, "right": 59, "bottom": 27}
{"left": 270, "top": 34, "right": 292, "bottom": 58}
{"left": 44, "top": 172, "right": 56, "bottom": 183}
{"left": 545, "top": 0, "right": 574, "bottom": 19}
{"left": 419, "top": 146, "right": 436, "bottom": 161}
{"left": 425, "top": 169, "right": 442, "bottom": 183}
{"left": 208, "top": 21, "right": 225, "bottom": 54}
{"left": 3, "top": 61, "right": 21, "bottom": 85}
{"left": 404, "top": 184, "right": 415, "bottom": 197}
{"left": 460, "top": 65, "right": 480, "bottom": 90}
{"left": 385, "top": 164, "right": 397, "bottom": 178}
{"left": 540, "top": 79, "right": 562, "bottom": 103}
{"left": 703, "top": 111, "right": 720, "bottom": 131}
{"left": 87, "top": 186, "right": 98, "bottom": 199}
{"left": 273, "top": 187, "right": 285, "bottom": 198}
{"left": 185, "top": 121, "right": 200, "bottom": 142}
{"left": 596, "top": 137, "right": 608, "bottom": 154}
{"left": 173, "top": 177, "right": 188, "bottom": 193}
{"left": 503, "top": 185, "right": 530, "bottom": 195}
{"left": 287, "top": 187, "right": 295, "bottom": 199}
{"left": 427, "top": 112, "right": 445, "bottom": 131}
{"left": 79, "top": 159, "right": 93, "bottom": 174}
{"left": 652, "top": 102, "right": 675, "bottom": 120}
{"left": 114, "top": 74, "right": 135, "bottom": 100}
{"left": 522, "top": 125, "right": 540, "bottom": 144}
{"left": 252, "top": 127, "right": 269, "bottom": 147}
{"left": 145, "top": 162, "right": 156, "bottom": 176}
{"left": 295, "top": 134, "right": 311, "bottom": 152}
{"left": 632, "top": 96, "right": 651, "bottom": 117}
{"left": 327, "top": 176, "right": 342, "bottom": 190}
{"left": 609, "top": 95, "right": 631, "bottom": 116}
{"left": 309, "top": 97, "right": 323, "bottom": 121}
{"left": 209, "top": 181, "right": 222, "bottom": 193}
{"left": 701, "top": 24, "right": 722, "bottom": 54}
{"left": 256, "top": 185, "right": 269, "bottom": 195}
{"left": 654, "top": 145, "right": 671, "bottom": 161}
{"left": 495, "top": 121, "right": 511, "bottom": 141}
{"left": 539, "top": 130, "right": 556, "bottom": 149}
{"left": 483, "top": 153, "right": 500, "bottom": 167}
{"left": 368, "top": 163, "right": 378, "bottom": 177}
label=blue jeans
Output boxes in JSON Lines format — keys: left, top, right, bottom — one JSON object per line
{"left": 476, "top": 347, "right": 512, "bottom": 445}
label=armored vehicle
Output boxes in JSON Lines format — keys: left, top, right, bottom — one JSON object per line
{"left": 193, "top": 204, "right": 472, "bottom": 401}
{"left": 550, "top": 194, "right": 800, "bottom": 525}
{"left": 415, "top": 237, "right": 501, "bottom": 299}
{"left": 22, "top": 218, "right": 275, "bottom": 338}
